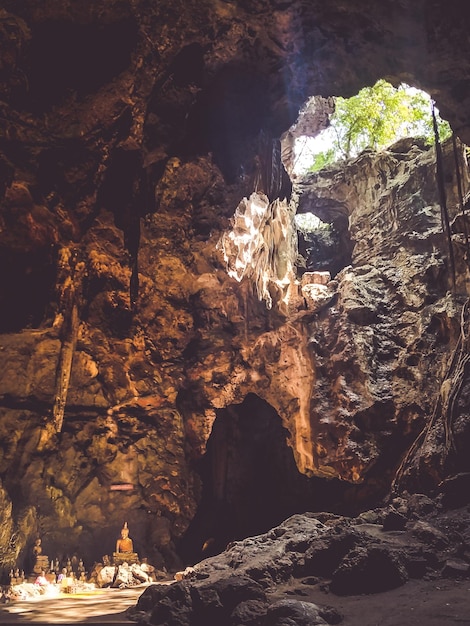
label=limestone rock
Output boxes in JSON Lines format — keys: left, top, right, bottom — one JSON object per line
{"left": 129, "top": 575, "right": 267, "bottom": 626}
{"left": 229, "top": 599, "right": 269, "bottom": 626}
{"left": 1, "top": 0, "right": 470, "bottom": 579}
{"left": 442, "top": 558, "right": 470, "bottom": 577}
{"left": 410, "top": 521, "right": 450, "bottom": 550}
{"left": 267, "top": 599, "right": 328, "bottom": 626}
{"left": 330, "top": 546, "right": 408, "bottom": 595}
{"left": 130, "top": 500, "right": 470, "bottom": 623}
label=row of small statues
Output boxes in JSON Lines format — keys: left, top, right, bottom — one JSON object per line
{"left": 8, "top": 570, "right": 26, "bottom": 586}
{"left": 28, "top": 522, "right": 138, "bottom": 579}
{"left": 8, "top": 567, "right": 86, "bottom": 586}
{"left": 32, "top": 538, "right": 87, "bottom": 577}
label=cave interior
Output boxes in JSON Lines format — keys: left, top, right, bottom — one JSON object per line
{"left": 0, "top": 0, "right": 470, "bottom": 588}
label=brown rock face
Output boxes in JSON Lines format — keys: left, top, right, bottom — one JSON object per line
{"left": 296, "top": 138, "right": 470, "bottom": 487}
{"left": 0, "top": 0, "right": 470, "bottom": 571}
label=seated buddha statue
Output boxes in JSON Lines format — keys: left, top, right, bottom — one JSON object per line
{"left": 113, "top": 522, "right": 138, "bottom": 564}
{"left": 31, "top": 537, "right": 50, "bottom": 575}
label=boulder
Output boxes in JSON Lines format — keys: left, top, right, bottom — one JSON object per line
{"left": 330, "top": 546, "right": 408, "bottom": 595}
{"left": 267, "top": 599, "right": 328, "bottom": 626}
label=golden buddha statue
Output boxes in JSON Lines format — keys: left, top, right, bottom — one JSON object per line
{"left": 116, "top": 522, "right": 134, "bottom": 553}
{"left": 113, "top": 522, "right": 138, "bottom": 564}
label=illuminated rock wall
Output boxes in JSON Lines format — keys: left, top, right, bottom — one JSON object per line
{"left": 218, "top": 192, "right": 298, "bottom": 311}
{"left": 1, "top": 0, "right": 470, "bottom": 569}
{"left": 296, "top": 138, "right": 470, "bottom": 486}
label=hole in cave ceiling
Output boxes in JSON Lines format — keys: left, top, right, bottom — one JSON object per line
{"left": 291, "top": 79, "right": 454, "bottom": 278}
{"left": 218, "top": 79, "right": 457, "bottom": 305}
{"left": 291, "top": 79, "right": 451, "bottom": 177}
{"left": 178, "top": 393, "right": 352, "bottom": 565}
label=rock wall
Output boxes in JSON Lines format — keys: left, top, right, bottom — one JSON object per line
{"left": 0, "top": 0, "right": 470, "bottom": 571}
{"left": 296, "top": 138, "right": 470, "bottom": 488}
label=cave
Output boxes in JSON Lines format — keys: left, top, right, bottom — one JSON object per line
{"left": 180, "top": 394, "right": 311, "bottom": 562}
{"left": 295, "top": 214, "right": 351, "bottom": 278}
{"left": 1, "top": 1, "right": 470, "bottom": 622}
{"left": 179, "top": 393, "right": 356, "bottom": 564}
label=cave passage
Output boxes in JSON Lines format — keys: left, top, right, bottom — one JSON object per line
{"left": 179, "top": 393, "right": 353, "bottom": 564}
{"left": 295, "top": 213, "right": 351, "bottom": 279}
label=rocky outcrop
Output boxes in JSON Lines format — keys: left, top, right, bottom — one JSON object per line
{"left": 295, "top": 138, "right": 470, "bottom": 488}
{"left": 127, "top": 494, "right": 470, "bottom": 625}
{"left": 1, "top": 0, "right": 470, "bottom": 575}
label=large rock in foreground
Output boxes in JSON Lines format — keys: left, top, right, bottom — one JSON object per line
{"left": 128, "top": 495, "right": 470, "bottom": 625}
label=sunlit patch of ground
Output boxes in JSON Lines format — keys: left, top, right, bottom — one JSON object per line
{"left": 0, "top": 584, "right": 152, "bottom": 624}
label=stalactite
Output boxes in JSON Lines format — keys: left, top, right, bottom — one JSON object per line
{"left": 256, "top": 131, "right": 290, "bottom": 202}
{"left": 218, "top": 192, "right": 297, "bottom": 311}
{"left": 51, "top": 247, "right": 84, "bottom": 433}
{"left": 218, "top": 125, "right": 299, "bottom": 310}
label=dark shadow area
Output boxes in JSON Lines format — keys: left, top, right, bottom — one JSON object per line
{"left": 36, "top": 141, "right": 101, "bottom": 210}
{"left": 95, "top": 145, "right": 143, "bottom": 307}
{"left": 183, "top": 65, "right": 270, "bottom": 183}
{"left": 97, "top": 146, "right": 143, "bottom": 238}
{"left": 170, "top": 42, "right": 205, "bottom": 88}
{"left": 143, "top": 43, "right": 206, "bottom": 159}
{"left": 25, "top": 19, "right": 138, "bottom": 112}
{"left": 0, "top": 248, "right": 56, "bottom": 332}
{"left": 178, "top": 393, "right": 360, "bottom": 565}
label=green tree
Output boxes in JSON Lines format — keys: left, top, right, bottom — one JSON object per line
{"left": 308, "top": 79, "right": 451, "bottom": 171}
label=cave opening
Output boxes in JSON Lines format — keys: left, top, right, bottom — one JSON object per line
{"left": 295, "top": 212, "right": 350, "bottom": 279}
{"left": 179, "top": 393, "right": 353, "bottom": 565}
{"left": 218, "top": 80, "right": 454, "bottom": 306}
{"left": 291, "top": 80, "right": 453, "bottom": 279}
{"left": 292, "top": 80, "right": 451, "bottom": 176}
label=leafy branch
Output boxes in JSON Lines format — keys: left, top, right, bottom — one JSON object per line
{"left": 308, "top": 80, "right": 452, "bottom": 172}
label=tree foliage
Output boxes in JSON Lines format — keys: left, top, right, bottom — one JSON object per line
{"left": 308, "top": 79, "right": 452, "bottom": 171}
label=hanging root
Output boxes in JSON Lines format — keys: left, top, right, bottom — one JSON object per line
{"left": 52, "top": 299, "right": 79, "bottom": 432}
{"left": 432, "top": 102, "right": 456, "bottom": 290}
{"left": 51, "top": 247, "right": 84, "bottom": 434}
{"left": 392, "top": 298, "right": 470, "bottom": 493}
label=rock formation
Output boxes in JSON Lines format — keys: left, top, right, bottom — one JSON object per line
{"left": 294, "top": 136, "right": 470, "bottom": 489}
{"left": 128, "top": 494, "right": 470, "bottom": 625}
{"left": 0, "top": 0, "right": 470, "bottom": 591}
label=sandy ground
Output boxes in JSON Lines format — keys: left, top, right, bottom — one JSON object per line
{"left": 0, "top": 577, "right": 469, "bottom": 625}
{"left": 271, "top": 577, "right": 470, "bottom": 626}
{"left": 0, "top": 585, "right": 148, "bottom": 624}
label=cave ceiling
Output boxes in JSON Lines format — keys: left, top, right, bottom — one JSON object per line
{"left": 1, "top": 0, "right": 470, "bottom": 570}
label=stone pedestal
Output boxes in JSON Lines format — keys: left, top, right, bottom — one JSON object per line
{"left": 113, "top": 551, "right": 139, "bottom": 565}
{"left": 33, "top": 555, "right": 49, "bottom": 575}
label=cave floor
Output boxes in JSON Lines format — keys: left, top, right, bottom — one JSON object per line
{"left": 0, "top": 584, "right": 150, "bottom": 624}
{"left": 270, "top": 577, "right": 470, "bottom": 626}
{"left": 1, "top": 577, "right": 469, "bottom": 625}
